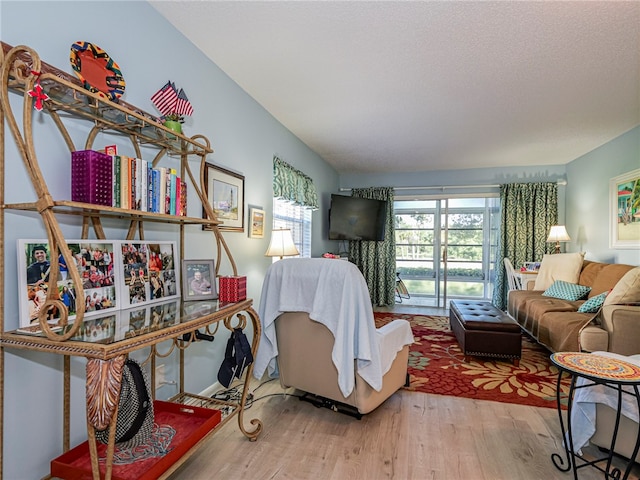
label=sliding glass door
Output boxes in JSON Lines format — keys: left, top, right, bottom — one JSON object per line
{"left": 395, "top": 197, "right": 499, "bottom": 307}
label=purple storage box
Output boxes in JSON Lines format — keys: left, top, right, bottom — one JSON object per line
{"left": 71, "top": 150, "right": 113, "bottom": 206}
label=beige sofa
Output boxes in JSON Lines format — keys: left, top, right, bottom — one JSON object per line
{"left": 507, "top": 255, "right": 640, "bottom": 463}
{"left": 507, "top": 257, "right": 640, "bottom": 354}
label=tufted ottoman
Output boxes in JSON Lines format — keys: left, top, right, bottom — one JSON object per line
{"left": 449, "top": 300, "right": 522, "bottom": 366}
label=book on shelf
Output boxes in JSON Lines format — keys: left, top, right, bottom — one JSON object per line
{"left": 180, "top": 180, "right": 187, "bottom": 216}
{"left": 159, "top": 167, "right": 167, "bottom": 214}
{"left": 130, "top": 157, "right": 136, "bottom": 211}
{"left": 113, "top": 156, "right": 121, "bottom": 208}
{"left": 169, "top": 168, "right": 177, "bottom": 215}
{"left": 146, "top": 162, "right": 153, "bottom": 213}
{"left": 134, "top": 157, "right": 142, "bottom": 210}
{"left": 121, "top": 155, "right": 130, "bottom": 209}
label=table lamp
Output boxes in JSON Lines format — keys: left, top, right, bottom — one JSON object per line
{"left": 265, "top": 228, "right": 299, "bottom": 260}
{"left": 547, "top": 225, "right": 570, "bottom": 254}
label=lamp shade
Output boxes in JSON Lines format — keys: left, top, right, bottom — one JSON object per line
{"left": 547, "top": 225, "right": 570, "bottom": 253}
{"left": 265, "top": 228, "right": 299, "bottom": 259}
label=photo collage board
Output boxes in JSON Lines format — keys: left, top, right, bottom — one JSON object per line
{"left": 17, "top": 239, "right": 180, "bottom": 330}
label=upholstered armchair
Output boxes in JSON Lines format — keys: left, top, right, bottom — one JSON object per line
{"left": 253, "top": 258, "right": 414, "bottom": 415}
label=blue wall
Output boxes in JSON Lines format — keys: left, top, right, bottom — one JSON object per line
{"left": 565, "top": 125, "right": 640, "bottom": 266}
{"left": 1, "top": 1, "right": 638, "bottom": 478}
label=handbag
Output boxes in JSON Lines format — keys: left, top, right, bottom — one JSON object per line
{"left": 95, "top": 358, "right": 154, "bottom": 449}
{"left": 217, "top": 328, "right": 254, "bottom": 388}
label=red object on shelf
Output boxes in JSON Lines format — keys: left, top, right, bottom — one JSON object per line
{"left": 219, "top": 276, "right": 247, "bottom": 303}
{"left": 50, "top": 401, "right": 221, "bottom": 480}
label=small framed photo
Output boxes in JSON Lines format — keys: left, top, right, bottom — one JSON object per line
{"left": 203, "top": 163, "right": 245, "bottom": 232}
{"left": 249, "top": 208, "right": 265, "bottom": 239}
{"left": 182, "top": 259, "right": 218, "bottom": 301}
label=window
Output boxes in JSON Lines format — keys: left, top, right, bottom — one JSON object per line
{"left": 273, "top": 198, "right": 312, "bottom": 258}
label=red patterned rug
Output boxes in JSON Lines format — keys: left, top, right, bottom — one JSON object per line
{"left": 374, "top": 313, "right": 570, "bottom": 409}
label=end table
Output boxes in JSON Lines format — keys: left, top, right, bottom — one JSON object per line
{"left": 550, "top": 352, "right": 640, "bottom": 480}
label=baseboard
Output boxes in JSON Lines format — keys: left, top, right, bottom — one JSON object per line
{"left": 200, "top": 381, "right": 222, "bottom": 398}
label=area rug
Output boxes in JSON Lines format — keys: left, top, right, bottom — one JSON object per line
{"left": 374, "top": 312, "right": 570, "bottom": 409}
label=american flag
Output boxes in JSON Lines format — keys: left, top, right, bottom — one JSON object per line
{"left": 151, "top": 81, "right": 179, "bottom": 116}
{"left": 174, "top": 88, "right": 194, "bottom": 117}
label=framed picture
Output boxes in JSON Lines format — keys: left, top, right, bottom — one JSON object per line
{"left": 117, "top": 241, "right": 180, "bottom": 308}
{"left": 609, "top": 168, "right": 640, "bottom": 249}
{"left": 182, "top": 259, "right": 218, "bottom": 300}
{"left": 249, "top": 208, "right": 265, "bottom": 239}
{"left": 17, "top": 240, "right": 119, "bottom": 328}
{"left": 203, "top": 163, "right": 244, "bottom": 232}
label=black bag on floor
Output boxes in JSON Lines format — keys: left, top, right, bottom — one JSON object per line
{"left": 217, "top": 328, "right": 254, "bottom": 388}
{"left": 95, "top": 358, "right": 154, "bottom": 449}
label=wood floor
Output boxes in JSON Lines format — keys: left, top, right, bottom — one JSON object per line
{"left": 172, "top": 380, "right": 639, "bottom": 480}
{"left": 172, "top": 304, "right": 639, "bottom": 480}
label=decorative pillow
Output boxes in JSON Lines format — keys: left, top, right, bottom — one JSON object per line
{"left": 578, "top": 291, "right": 608, "bottom": 313}
{"left": 542, "top": 280, "right": 591, "bottom": 301}
{"left": 534, "top": 252, "right": 585, "bottom": 291}
{"left": 603, "top": 267, "right": 640, "bottom": 306}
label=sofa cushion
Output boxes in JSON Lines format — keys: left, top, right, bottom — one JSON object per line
{"left": 578, "top": 291, "right": 608, "bottom": 313}
{"left": 534, "top": 252, "right": 585, "bottom": 291}
{"left": 580, "top": 262, "right": 636, "bottom": 297}
{"left": 603, "top": 267, "right": 640, "bottom": 306}
{"left": 543, "top": 280, "right": 591, "bottom": 301}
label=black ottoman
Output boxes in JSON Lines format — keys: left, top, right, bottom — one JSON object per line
{"left": 449, "top": 300, "right": 522, "bottom": 365}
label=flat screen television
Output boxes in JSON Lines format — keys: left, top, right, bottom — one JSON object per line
{"left": 328, "top": 194, "right": 387, "bottom": 241}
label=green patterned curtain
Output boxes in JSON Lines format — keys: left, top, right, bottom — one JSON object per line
{"left": 349, "top": 187, "right": 396, "bottom": 306}
{"left": 273, "top": 156, "right": 319, "bottom": 209}
{"left": 492, "top": 182, "right": 558, "bottom": 310}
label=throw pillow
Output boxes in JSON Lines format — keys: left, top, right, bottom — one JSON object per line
{"left": 533, "top": 252, "right": 586, "bottom": 291}
{"left": 603, "top": 267, "right": 640, "bottom": 306}
{"left": 542, "top": 280, "right": 591, "bottom": 301}
{"left": 578, "top": 291, "right": 608, "bottom": 313}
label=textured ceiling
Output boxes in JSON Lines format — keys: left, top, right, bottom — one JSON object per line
{"left": 150, "top": 1, "right": 640, "bottom": 174}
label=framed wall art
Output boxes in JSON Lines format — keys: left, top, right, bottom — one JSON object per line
{"left": 182, "top": 259, "right": 218, "bottom": 301}
{"left": 609, "top": 168, "right": 640, "bottom": 249}
{"left": 203, "top": 163, "right": 244, "bottom": 232}
{"left": 249, "top": 207, "right": 265, "bottom": 239}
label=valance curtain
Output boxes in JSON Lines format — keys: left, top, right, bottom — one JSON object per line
{"left": 349, "top": 187, "right": 396, "bottom": 306}
{"left": 272, "top": 156, "right": 319, "bottom": 209}
{"left": 492, "top": 182, "right": 558, "bottom": 310}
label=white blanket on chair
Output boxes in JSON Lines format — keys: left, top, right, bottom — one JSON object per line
{"left": 569, "top": 351, "right": 640, "bottom": 452}
{"left": 253, "top": 258, "right": 413, "bottom": 397}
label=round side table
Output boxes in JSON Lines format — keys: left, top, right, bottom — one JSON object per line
{"left": 550, "top": 352, "right": 640, "bottom": 480}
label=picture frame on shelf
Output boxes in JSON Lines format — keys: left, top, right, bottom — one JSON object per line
{"left": 609, "top": 168, "right": 640, "bottom": 249}
{"left": 249, "top": 207, "right": 265, "bottom": 239}
{"left": 117, "top": 241, "right": 180, "bottom": 309}
{"left": 182, "top": 259, "right": 218, "bottom": 301}
{"left": 17, "top": 239, "right": 119, "bottom": 329}
{"left": 203, "top": 163, "right": 244, "bottom": 232}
